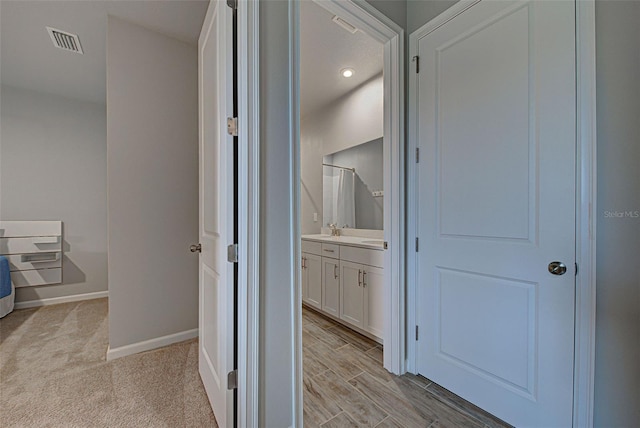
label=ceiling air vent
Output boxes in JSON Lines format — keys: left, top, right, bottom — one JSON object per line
{"left": 46, "top": 27, "right": 83, "bottom": 54}
{"left": 332, "top": 16, "right": 358, "bottom": 34}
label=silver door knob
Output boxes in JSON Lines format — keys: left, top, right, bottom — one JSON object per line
{"left": 190, "top": 244, "right": 202, "bottom": 253}
{"left": 548, "top": 261, "right": 567, "bottom": 275}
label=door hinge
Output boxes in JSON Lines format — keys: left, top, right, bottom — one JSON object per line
{"left": 415, "top": 237, "right": 419, "bottom": 252}
{"left": 226, "top": 0, "right": 237, "bottom": 10}
{"left": 227, "top": 117, "right": 238, "bottom": 136}
{"left": 575, "top": 263, "right": 578, "bottom": 276}
{"left": 227, "top": 369, "right": 238, "bottom": 390}
{"left": 415, "top": 325, "right": 419, "bottom": 341}
{"left": 227, "top": 244, "right": 238, "bottom": 263}
{"left": 412, "top": 55, "right": 420, "bottom": 73}
{"left": 416, "top": 147, "right": 420, "bottom": 163}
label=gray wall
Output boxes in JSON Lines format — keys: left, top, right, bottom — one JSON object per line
{"left": 594, "top": 1, "right": 640, "bottom": 426}
{"left": 107, "top": 17, "right": 198, "bottom": 349}
{"left": 0, "top": 85, "right": 107, "bottom": 302}
{"left": 406, "top": 1, "right": 640, "bottom": 426}
{"left": 301, "top": 75, "right": 383, "bottom": 234}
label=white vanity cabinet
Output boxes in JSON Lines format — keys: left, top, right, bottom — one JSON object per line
{"left": 301, "top": 240, "right": 322, "bottom": 310}
{"left": 339, "top": 246, "right": 384, "bottom": 338}
{"left": 301, "top": 236, "right": 384, "bottom": 342}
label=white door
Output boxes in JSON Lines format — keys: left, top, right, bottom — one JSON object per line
{"left": 198, "top": 1, "right": 234, "bottom": 427}
{"left": 414, "top": 1, "right": 576, "bottom": 426}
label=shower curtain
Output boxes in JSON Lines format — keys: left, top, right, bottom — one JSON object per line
{"left": 336, "top": 169, "right": 356, "bottom": 228}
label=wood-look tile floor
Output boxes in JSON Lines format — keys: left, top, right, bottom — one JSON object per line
{"left": 302, "top": 306, "right": 512, "bottom": 428}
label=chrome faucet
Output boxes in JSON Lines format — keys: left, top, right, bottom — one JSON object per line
{"left": 328, "top": 223, "right": 340, "bottom": 237}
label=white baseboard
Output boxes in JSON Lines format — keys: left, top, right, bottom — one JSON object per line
{"left": 14, "top": 290, "right": 109, "bottom": 310}
{"left": 106, "top": 328, "right": 199, "bottom": 361}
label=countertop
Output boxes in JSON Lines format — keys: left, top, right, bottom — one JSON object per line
{"left": 301, "top": 234, "right": 385, "bottom": 250}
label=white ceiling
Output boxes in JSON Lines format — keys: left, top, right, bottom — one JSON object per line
{"left": 1, "top": 0, "right": 382, "bottom": 112}
{"left": 300, "top": 0, "right": 383, "bottom": 117}
{"left": 0, "top": 0, "right": 208, "bottom": 105}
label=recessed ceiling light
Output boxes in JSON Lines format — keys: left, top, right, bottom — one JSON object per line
{"left": 341, "top": 68, "right": 354, "bottom": 78}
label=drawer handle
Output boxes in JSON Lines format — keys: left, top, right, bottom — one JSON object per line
{"left": 358, "top": 269, "right": 362, "bottom": 287}
{"left": 362, "top": 271, "right": 367, "bottom": 288}
{"left": 21, "top": 252, "right": 59, "bottom": 263}
{"left": 334, "top": 264, "right": 338, "bottom": 279}
{"left": 323, "top": 249, "right": 335, "bottom": 253}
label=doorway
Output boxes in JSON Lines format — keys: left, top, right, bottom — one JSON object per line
{"left": 297, "top": 0, "right": 404, "bottom": 425}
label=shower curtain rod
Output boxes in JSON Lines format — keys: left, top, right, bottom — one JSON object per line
{"left": 322, "top": 163, "right": 355, "bottom": 173}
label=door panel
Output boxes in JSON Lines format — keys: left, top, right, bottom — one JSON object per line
{"left": 340, "top": 261, "right": 364, "bottom": 328}
{"left": 322, "top": 258, "right": 340, "bottom": 317}
{"left": 306, "top": 254, "right": 322, "bottom": 309}
{"left": 415, "top": 1, "right": 576, "bottom": 426}
{"left": 363, "top": 266, "right": 384, "bottom": 338}
{"left": 198, "top": 1, "right": 234, "bottom": 427}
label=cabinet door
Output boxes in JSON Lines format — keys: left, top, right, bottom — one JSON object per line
{"left": 306, "top": 253, "right": 322, "bottom": 309}
{"left": 363, "top": 265, "right": 384, "bottom": 339}
{"left": 340, "top": 260, "right": 364, "bottom": 328}
{"left": 322, "top": 257, "right": 340, "bottom": 317}
{"left": 301, "top": 254, "right": 309, "bottom": 303}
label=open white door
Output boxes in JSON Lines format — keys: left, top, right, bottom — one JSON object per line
{"left": 414, "top": 1, "right": 576, "bottom": 426}
{"left": 198, "top": 1, "right": 235, "bottom": 427}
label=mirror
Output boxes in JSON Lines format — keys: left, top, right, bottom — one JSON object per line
{"left": 322, "top": 137, "right": 383, "bottom": 230}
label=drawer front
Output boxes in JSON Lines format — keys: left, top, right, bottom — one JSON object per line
{"left": 321, "top": 243, "right": 340, "bottom": 258}
{"left": 11, "top": 268, "right": 62, "bottom": 288}
{"left": 301, "top": 240, "right": 323, "bottom": 256}
{"left": 6, "top": 252, "right": 62, "bottom": 271}
{"left": 0, "top": 236, "right": 61, "bottom": 254}
{"left": 340, "top": 245, "right": 384, "bottom": 268}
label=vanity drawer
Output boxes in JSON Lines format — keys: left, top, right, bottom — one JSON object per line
{"left": 301, "top": 239, "right": 322, "bottom": 256}
{"left": 321, "top": 243, "right": 340, "bottom": 258}
{"left": 340, "top": 245, "right": 384, "bottom": 268}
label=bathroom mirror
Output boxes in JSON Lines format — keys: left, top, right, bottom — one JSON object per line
{"left": 322, "top": 137, "right": 383, "bottom": 230}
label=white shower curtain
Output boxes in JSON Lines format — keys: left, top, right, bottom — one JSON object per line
{"left": 336, "top": 169, "right": 356, "bottom": 228}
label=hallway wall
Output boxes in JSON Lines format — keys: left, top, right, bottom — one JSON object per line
{"left": 106, "top": 17, "right": 199, "bottom": 352}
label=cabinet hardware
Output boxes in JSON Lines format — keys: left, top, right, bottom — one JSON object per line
{"left": 323, "top": 249, "right": 335, "bottom": 253}
{"left": 362, "top": 270, "right": 367, "bottom": 288}
{"left": 334, "top": 264, "right": 338, "bottom": 279}
{"left": 358, "top": 269, "right": 362, "bottom": 287}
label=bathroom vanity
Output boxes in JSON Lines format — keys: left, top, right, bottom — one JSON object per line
{"left": 301, "top": 234, "right": 384, "bottom": 343}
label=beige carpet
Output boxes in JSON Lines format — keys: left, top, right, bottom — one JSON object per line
{"left": 0, "top": 298, "right": 217, "bottom": 427}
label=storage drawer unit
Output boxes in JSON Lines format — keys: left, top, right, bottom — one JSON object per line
{"left": 0, "top": 221, "right": 63, "bottom": 288}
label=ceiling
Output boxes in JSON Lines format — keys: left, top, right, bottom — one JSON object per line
{"left": 300, "top": 1, "right": 383, "bottom": 117}
{"left": 0, "top": 0, "right": 208, "bottom": 105}
{"left": 0, "top": 0, "right": 382, "bottom": 112}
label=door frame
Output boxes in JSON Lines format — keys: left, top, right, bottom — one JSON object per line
{"left": 236, "top": 0, "right": 260, "bottom": 427}
{"left": 405, "top": 1, "right": 597, "bottom": 426}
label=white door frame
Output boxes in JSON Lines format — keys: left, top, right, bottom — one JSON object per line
{"left": 406, "top": 1, "right": 597, "bottom": 426}
{"left": 236, "top": 0, "right": 260, "bottom": 427}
